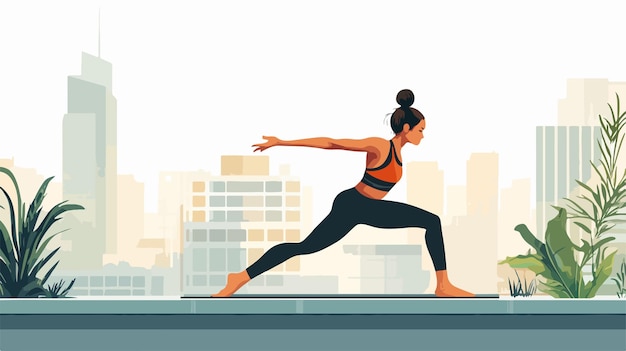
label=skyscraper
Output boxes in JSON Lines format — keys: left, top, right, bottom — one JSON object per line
{"left": 535, "top": 125, "right": 601, "bottom": 237}
{"left": 535, "top": 79, "right": 616, "bottom": 238}
{"left": 62, "top": 51, "right": 118, "bottom": 268}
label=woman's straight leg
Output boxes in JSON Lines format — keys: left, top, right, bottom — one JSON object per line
{"left": 246, "top": 190, "right": 359, "bottom": 279}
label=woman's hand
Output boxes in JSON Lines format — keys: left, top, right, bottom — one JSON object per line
{"left": 252, "top": 136, "right": 280, "bottom": 152}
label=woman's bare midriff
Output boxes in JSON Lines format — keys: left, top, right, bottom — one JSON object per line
{"left": 354, "top": 182, "right": 388, "bottom": 200}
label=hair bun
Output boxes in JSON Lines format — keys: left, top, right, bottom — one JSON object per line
{"left": 396, "top": 89, "right": 415, "bottom": 108}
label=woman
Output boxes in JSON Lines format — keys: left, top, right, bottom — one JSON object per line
{"left": 213, "top": 89, "right": 473, "bottom": 297}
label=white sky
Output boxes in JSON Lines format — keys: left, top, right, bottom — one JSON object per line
{"left": 1, "top": 0, "right": 625, "bottom": 217}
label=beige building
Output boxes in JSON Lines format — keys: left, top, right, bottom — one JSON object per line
{"left": 406, "top": 161, "right": 444, "bottom": 216}
{"left": 0, "top": 158, "right": 62, "bottom": 212}
{"left": 558, "top": 78, "right": 626, "bottom": 126}
{"left": 107, "top": 174, "right": 168, "bottom": 269}
{"left": 445, "top": 185, "right": 467, "bottom": 223}
{"left": 155, "top": 169, "right": 213, "bottom": 254}
{"left": 498, "top": 178, "right": 532, "bottom": 260}
{"left": 444, "top": 152, "right": 499, "bottom": 294}
{"left": 182, "top": 155, "right": 336, "bottom": 295}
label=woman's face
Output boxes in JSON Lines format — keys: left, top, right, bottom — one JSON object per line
{"left": 405, "top": 119, "right": 426, "bottom": 145}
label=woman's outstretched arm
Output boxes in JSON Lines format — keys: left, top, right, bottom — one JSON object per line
{"left": 252, "top": 136, "right": 386, "bottom": 153}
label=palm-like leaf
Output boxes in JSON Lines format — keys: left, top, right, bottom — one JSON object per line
{"left": 0, "top": 168, "right": 83, "bottom": 298}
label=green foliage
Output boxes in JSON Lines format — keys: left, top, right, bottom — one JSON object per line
{"left": 507, "top": 269, "right": 537, "bottom": 297}
{"left": 563, "top": 93, "right": 626, "bottom": 276}
{"left": 0, "top": 167, "right": 83, "bottom": 298}
{"left": 612, "top": 259, "right": 626, "bottom": 298}
{"left": 500, "top": 207, "right": 616, "bottom": 298}
{"left": 46, "top": 278, "right": 76, "bottom": 298}
{"left": 501, "top": 94, "right": 625, "bottom": 298}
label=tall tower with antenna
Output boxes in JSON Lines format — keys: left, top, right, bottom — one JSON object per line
{"left": 61, "top": 12, "right": 118, "bottom": 268}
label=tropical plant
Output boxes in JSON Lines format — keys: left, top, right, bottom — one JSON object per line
{"left": 612, "top": 258, "right": 626, "bottom": 298}
{"left": 0, "top": 167, "right": 83, "bottom": 297}
{"left": 507, "top": 269, "right": 537, "bottom": 297}
{"left": 501, "top": 207, "right": 616, "bottom": 298}
{"left": 563, "top": 92, "right": 626, "bottom": 278}
{"left": 501, "top": 94, "right": 625, "bottom": 298}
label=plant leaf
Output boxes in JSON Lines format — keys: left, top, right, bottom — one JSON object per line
{"left": 573, "top": 221, "right": 592, "bottom": 234}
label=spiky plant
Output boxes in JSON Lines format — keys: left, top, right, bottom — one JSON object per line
{"left": 0, "top": 167, "right": 83, "bottom": 297}
{"left": 612, "top": 258, "right": 626, "bottom": 298}
{"left": 47, "top": 278, "right": 76, "bottom": 298}
{"left": 507, "top": 269, "right": 537, "bottom": 297}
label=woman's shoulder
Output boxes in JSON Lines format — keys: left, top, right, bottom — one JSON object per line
{"left": 365, "top": 136, "right": 390, "bottom": 147}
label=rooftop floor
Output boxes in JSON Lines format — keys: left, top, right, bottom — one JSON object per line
{"left": 1, "top": 295, "right": 624, "bottom": 351}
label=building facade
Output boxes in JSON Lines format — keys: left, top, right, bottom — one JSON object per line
{"left": 62, "top": 51, "right": 118, "bottom": 268}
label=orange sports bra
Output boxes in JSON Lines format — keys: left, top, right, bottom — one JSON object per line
{"left": 360, "top": 140, "right": 403, "bottom": 192}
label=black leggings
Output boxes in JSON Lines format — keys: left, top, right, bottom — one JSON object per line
{"left": 246, "top": 187, "right": 446, "bottom": 279}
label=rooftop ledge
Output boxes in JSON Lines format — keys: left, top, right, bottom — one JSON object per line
{"left": 0, "top": 294, "right": 624, "bottom": 316}
{"left": 1, "top": 296, "right": 625, "bottom": 351}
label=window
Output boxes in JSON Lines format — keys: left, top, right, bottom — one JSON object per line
{"left": 209, "top": 248, "right": 226, "bottom": 271}
{"left": 192, "top": 181, "right": 205, "bottom": 192}
{"left": 227, "top": 181, "right": 263, "bottom": 192}
{"left": 210, "top": 181, "right": 225, "bottom": 192}
{"left": 286, "top": 181, "right": 300, "bottom": 192}
{"left": 267, "top": 229, "right": 283, "bottom": 241}
{"left": 286, "top": 229, "right": 300, "bottom": 241}
{"left": 210, "top": 211, "right": 225, "bottom": 222}
{"left": 74, "top": 276, "right": 88, "bottom": 287}
{"left": 119, "top": 276, "right": 131, "bottom": 287}
{"left": 265, "top": 181, "right": 282, "bottom": 192}
{"left": 193, "top": 275, "right": 207, "bottom": 287}
{"left": 266, "top": 196, "right": 282, "bottom": 207}
{"left": 192, "top": 229, "right": 207, "bottom": 242}
{"left": 151, "top": 276, "right": 164, "bottom": 296}
{"left": 209, "top": 196, "right": 225, "bottom": 207}
{"left": 133, "top": 276, "right": 146, "bottom": 288}
{"left": 209, "top": 229, "right": 226, "bottom": 242}
{"left": 228, "top": 229, "right": 246, "bottom": 242}
{"left": 266, "top": 210, "right": 282, "bottom": 221}
{"left": 90, "top": 276, "right": 103, "bottom": 287}
{"left": 286, "top": 257, "right": 300, "bottom": 271}
{"left": 248, "top": 229, "right": 264, "bottom": 241}
{"left": 243, "top": 210, "right": 264, "bottom": 221}
{"left": 248, "top": 248, "right": 264, "bottom": 264}
{"left": 243, "top": 196, "right": 263, "bottom": 207}
{"left": 227, "top": 196, "right": 243, "bottom": 207}
{"left": 227, "top": 210, "right": 243, "bottom": 221}
{"left": 286, "top": 196, "right": 300, "bottom": 207}
{"left": 192, "top": 211, "right": 206, "bottom": 222}
{"left": 286, "top": 210, "right": 300, "bottom": 222}
{"left": 209, "top": 275, "right": 226, "bottom": 287}
{"left": 105, "top": 276, "right": 117, "bottom": 287}
{"left": 193, "top": 196, "right": 206, "bottom": 207}
{"left": 227, "top": 248, "right": 245, "bottom": 271}
{"left": 192, "top": 248, "right": 207, "bottom": 272}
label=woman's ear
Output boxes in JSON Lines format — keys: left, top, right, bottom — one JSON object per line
{"left": 402, "top": 123, "right": 411, "bottom": 133}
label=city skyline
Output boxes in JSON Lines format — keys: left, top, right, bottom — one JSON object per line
{"left": 2, "top": 1, "right": 626, "bottom": 218}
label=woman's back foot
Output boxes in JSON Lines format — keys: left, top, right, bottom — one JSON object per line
{"left": 435, "top": 284, "right": 475, "bottom": 298}
{"left": 211, "top": 271, "right": 251, "bottom": 297}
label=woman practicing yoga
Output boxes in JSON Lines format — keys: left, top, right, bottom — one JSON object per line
{"left": 213, "top": 89, "right": 474, "bottom": 297}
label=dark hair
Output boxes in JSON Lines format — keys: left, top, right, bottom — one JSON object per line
{"left": 390, "top": 89, "right": 424, "bottom": 134}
